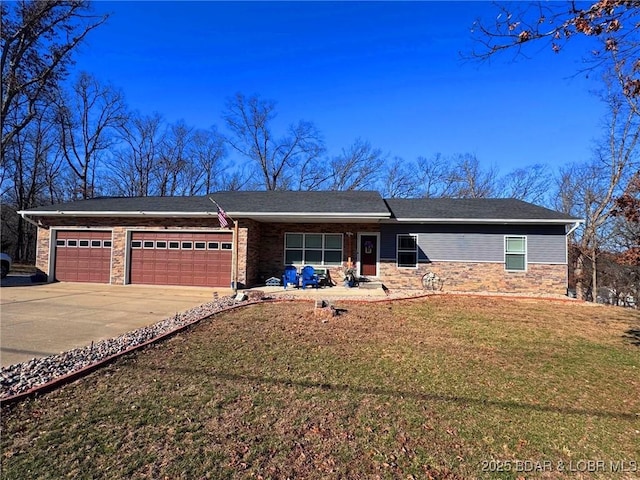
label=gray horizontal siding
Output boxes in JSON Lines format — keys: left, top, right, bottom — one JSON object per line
{"left": 528, "top": 234, "right": 566, "bottom": 263}
{"left": 419, "top": 233, "right": 502, "bottom": 262}
{"left": 380, "top": 224, "right": 567, "bottom": 264}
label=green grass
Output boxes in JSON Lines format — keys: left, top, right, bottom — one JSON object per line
{"left": 2, "top": 296, "right": 639, "bottom": 479}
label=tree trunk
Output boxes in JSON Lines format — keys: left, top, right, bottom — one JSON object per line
{"left": 591, "top": 253, "right": 597, "bottom": 303}
{"left": 574, "top": 252, "right": 586, "bottom": 300}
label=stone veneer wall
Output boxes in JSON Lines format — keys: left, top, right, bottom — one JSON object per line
{"left": 241, "top": 219, "right": 262, "bottom": 287}
{"left": 379, "top": 261, "right": 568, "bottom": 295}
{"left": 34, "top": 217, "right": 237, "bottom": 285}
{"left": 255, "top": 223, "right": 379, "bottom": 286}
{"left": 35, "top": 227, "right": 51, "bottom": 274}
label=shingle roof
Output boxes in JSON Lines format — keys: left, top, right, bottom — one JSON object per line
{"left": 215, "top": 190, "right": 390, "bottom": 215}
{"left": 25, "top": 196, "right": 213, "bottom": 214}
{"left": 21, "top": 193, "right": 579, "bottom": 223}
{"left": 384, "top": 198, "right": 579, "bottom": 222}
{"left": 23, "top": 191, "right": 390, "bottom": 217}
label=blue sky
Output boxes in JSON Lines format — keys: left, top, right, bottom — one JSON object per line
{"left": 75, "top": 1, "right": 605, "bottom": 173}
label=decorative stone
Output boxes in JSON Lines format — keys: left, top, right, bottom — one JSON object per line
{"left": 0, "top": 295, "right": 239, "bottom": 399}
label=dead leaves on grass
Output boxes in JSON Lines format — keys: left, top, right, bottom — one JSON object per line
{"left": 2, "top": 297, "right": 639, "bottom": 479}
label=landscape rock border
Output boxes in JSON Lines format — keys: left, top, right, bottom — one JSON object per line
{"left": 0, "top": 295, "right": 259, "bottom": 405}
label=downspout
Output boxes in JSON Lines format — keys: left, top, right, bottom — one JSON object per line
{"left": 566, "top": 221, "right": 582, "bottom": 236}
{"left": 565, "top": 220, "right": 584, "bottom": 298}
{"left": 18, "top": 211, "right": 45, "bottom": 229}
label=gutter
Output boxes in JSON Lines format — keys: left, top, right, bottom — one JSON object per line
{"left": 16, "top": 210, "right": 220, "bottom": 218}
{"left": 17, "top": 211, "right": 44, "bottom": 229}
{"left": 17, "top": 210, "right": 391, "bottom": 220}
{"left": 387, "top": 218, "right": 580, "bottom": 225}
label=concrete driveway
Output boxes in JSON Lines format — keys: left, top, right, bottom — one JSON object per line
{"left": 0, "top": 281, "right": 231, "bottom": 367}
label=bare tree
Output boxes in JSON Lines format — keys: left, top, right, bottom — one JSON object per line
{"left": 327, "top": 138, "right": 385, "bottom": 191}
{"left": 154, "top": 121, "right": 193, "bottom": 196}
{"left": 56, "top": 72, "right": 127, "bottom": 198}
{"left": 189, "top": 127, "right": 227, "bottom": 194}
{"left": 1, "top": 0, "right": 108, "bottom": 159}
{"left": 497, "top": 163, "right": 552, "bottom": 204}
{"left": 223, "top": 93, "right": 324, "bottom": 190}
{"left": 415, "top": 154, "right": 457, "bottom": 197}
{"left": 294, "top": 154, "right": 330, "bottom": 191}
{"left": 446, "top": 154, "right": 499, "bottom": 198}
{"left": 106, "top": 112, "right": 164, "bottom": 197}
{"left": 381, "top": 156, "right": 421, "bottom": 198}
{"left": 555, "top": 80, "right": 639, "bottom": 300}
{"left": 2, "top": 104, "right": 64, "bottom": 261}
{"left": 220, "top": 166, "right": 254, "bottom": 191}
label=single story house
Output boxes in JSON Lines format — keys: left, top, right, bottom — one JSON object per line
{"left": 18, "top": 191, "right": 582, "bottom": 295}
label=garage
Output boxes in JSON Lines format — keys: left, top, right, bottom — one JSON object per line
{"left": 54, "top": 230, "right": 112, "bottom": 283}
{"left": 129, "top": 231, "right": 232, "bottom": 287}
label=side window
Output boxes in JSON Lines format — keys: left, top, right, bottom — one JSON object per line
{"left": 505, "top": 236, "right": 527, "bottom": 271}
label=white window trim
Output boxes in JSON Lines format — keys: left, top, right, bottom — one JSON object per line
{"left": 396, "top": 234, "right": 418, "bottom": 269}
{"left": 283, "top": 232, "right": 343, "bottom": 267}
{"left": 504, "top": 235, "right": 527, "bottom": 272}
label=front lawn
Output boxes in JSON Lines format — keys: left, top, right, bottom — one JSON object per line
{"left": 2, "top": 296, "right": 639, "bottom": 479}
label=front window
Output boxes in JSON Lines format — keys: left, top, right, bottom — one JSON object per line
{"left": 505, "top": 236, "right": 527, "bottom": 271}
{"left": 284, "top": 233, "right": 343, "bottom": 266}
{"left": 397, "top": 234, "right": 417, "bottom": 268}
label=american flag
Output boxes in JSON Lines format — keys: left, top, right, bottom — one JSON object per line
{"left": 217, "top": 205, "right": 229, "bottom": 228}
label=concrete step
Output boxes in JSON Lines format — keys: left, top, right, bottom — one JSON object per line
{"left": 358, "top": 281, "right": 384, "bottom": 290}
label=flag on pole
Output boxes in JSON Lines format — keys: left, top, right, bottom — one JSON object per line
{"left": 217, "top": 205, "right": 229, "bottom": 228}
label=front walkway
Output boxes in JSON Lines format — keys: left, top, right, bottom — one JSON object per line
{"left": 247, "top": 284, "right": 426, "bottom": 301}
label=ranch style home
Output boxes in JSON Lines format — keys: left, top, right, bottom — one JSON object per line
{"left": 19, "top": 191, "right": 582, "bottom": 295}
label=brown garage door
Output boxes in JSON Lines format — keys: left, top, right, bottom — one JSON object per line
{"left": 54, "top": 231, "right": 112, "bottom": 283}
{"left": 130, "top": 232, "right": 232, "bottom": 287}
